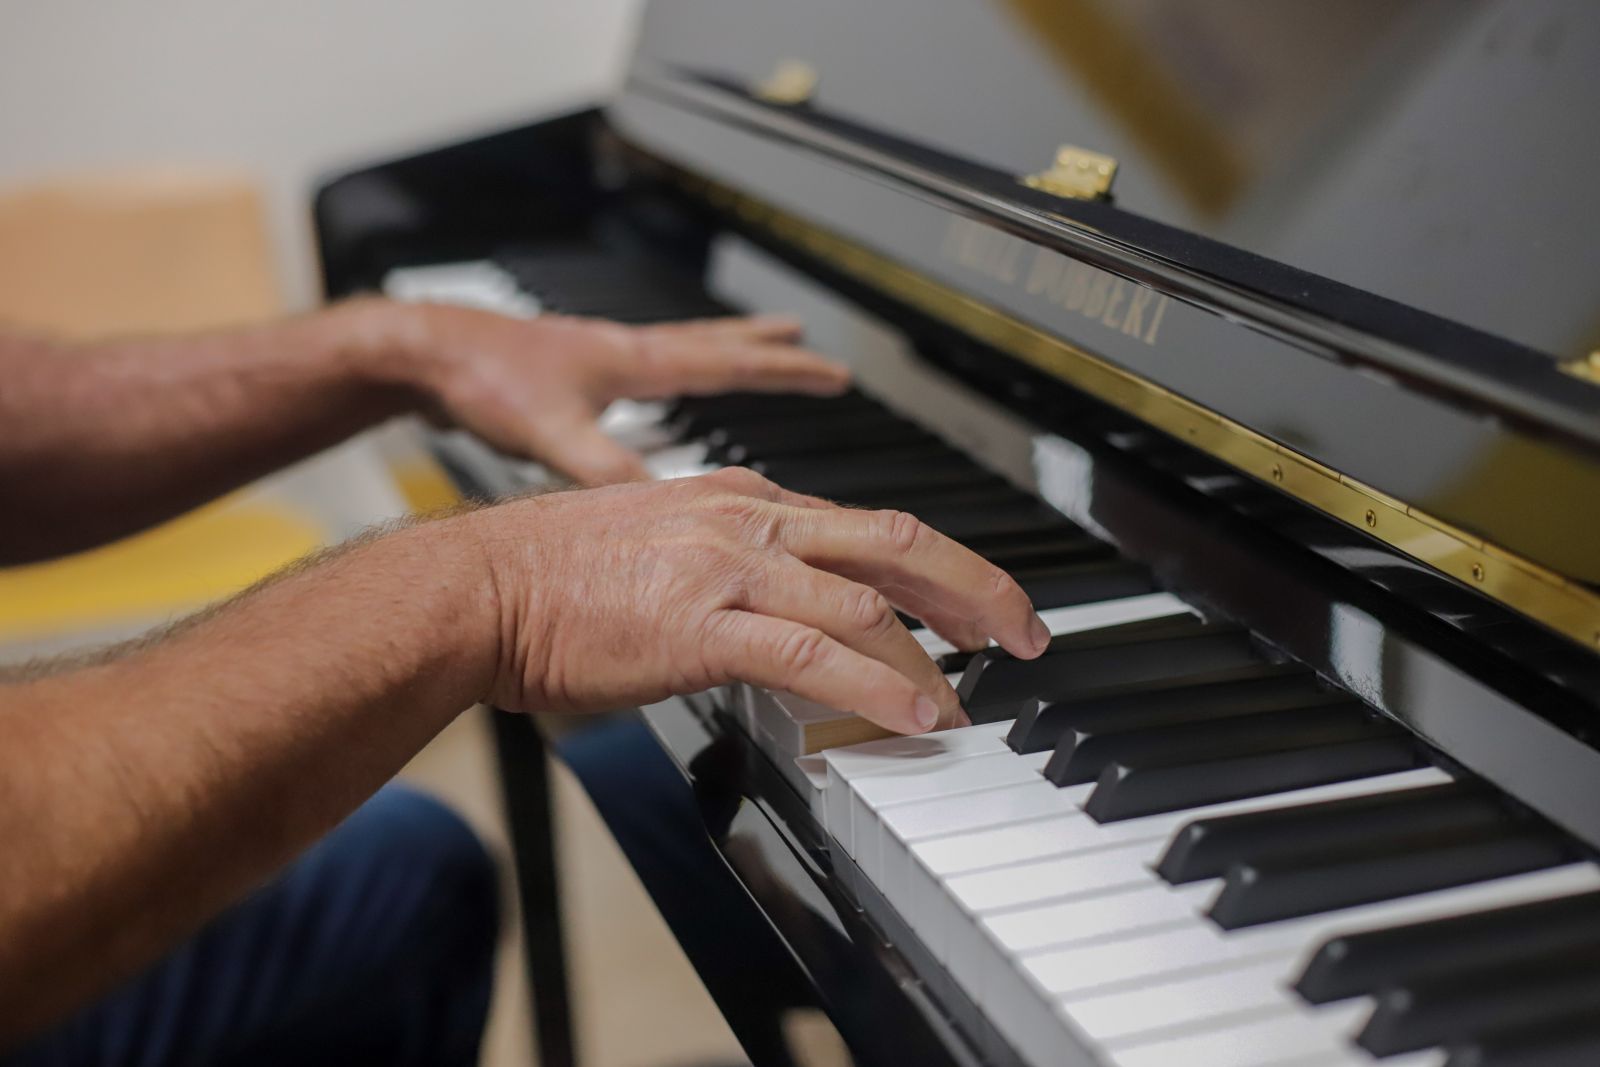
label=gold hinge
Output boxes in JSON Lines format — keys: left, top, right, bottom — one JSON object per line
{"left": 1557, "top": 350, "right": 1600, "bottom": 384}
{"left": 1022, "top": 145, "right": 1119, "bottom": 201}
{"left": 755, "top": 59, "right": 818, "bottom": 106}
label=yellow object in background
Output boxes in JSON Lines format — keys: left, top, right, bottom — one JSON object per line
{"left": 0, "top": 499, "right": 323, "bottom": 643}
{"left": 0, "top": 170, "right": 323, "bottom": 647}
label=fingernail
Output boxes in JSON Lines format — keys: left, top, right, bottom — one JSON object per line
{"left": 1029, "top": 614, "right": 1051, "bottom": 655}
{"left": 913, "top": 696, "right": 941, "bottom": 732}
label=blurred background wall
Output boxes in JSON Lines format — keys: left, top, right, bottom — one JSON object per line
{"left": 0, "top": 0, "right": 642, "bottom": 309}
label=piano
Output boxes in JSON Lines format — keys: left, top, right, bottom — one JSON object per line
{"left": 312, "top": 2, "right": 1600, "bottom": 1065}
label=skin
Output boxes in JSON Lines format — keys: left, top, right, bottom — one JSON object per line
{"left": 0, "top": 300, "right": 1046, "bottom": 1044}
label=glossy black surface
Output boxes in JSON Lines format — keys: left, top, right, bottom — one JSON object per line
{"left": 611, "top": 5, "right": 1600, "bottom": 582}
{"left": 624, "top": 0, "right": 1600, "bottom": 367}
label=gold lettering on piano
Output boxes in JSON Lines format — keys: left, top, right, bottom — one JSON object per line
{"left": 944, "top": 217, "right": 1168, "bottom": 346}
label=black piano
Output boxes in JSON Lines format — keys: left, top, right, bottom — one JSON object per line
{"left": 313, "top": 2, "right": 1600, "bottom": 1065}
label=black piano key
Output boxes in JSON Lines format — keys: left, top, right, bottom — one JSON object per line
{"left": 1446, "top": 1014, "right": 1600, "bottom": 1067}
{"left": 754, "top": 443, "right": 967, "bottom": 490}
{"left": 1013, "top": 560, "right": 1156, "bottom": 610}
{"left": 956, "top": 617, "right": 1251, "bottom": 721}
{"left": 709, "top": 418, "right": 934, "bottom": 464}
{"left": 1295, "top": 889, "right": 1600, "bottom": 1005}
{"left": 759, "top": 457, "right": 1003, "bottom": 501}
{"left": 1208, "top": 826, "right": 1575, "bottom": 930}
{"left": 1084, "top": 733, "right": 1422, "bottom": 823}
{"left": 1360, "top": 948, "right": 1600, "bottom": 1057}
{"left": 975, "top": 531, "right": 1109, "bottom": 569}
{"left": 1157, "top": 782, "right": 1502, "bottom": 885}
{"left": 1043, "top": 702, "right": 1379, "bottom": 787}
{"left": 1006, "top": 663, "right": 1327, "bottom": 754}
{"left": 913, "top": 500, "right": 1079, "bottom": 546}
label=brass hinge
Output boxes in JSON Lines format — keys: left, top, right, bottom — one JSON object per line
{"left": 1558, "top": 350, "right": 1600, "bottom": 384}
{"left": 1022, "top": 145, "right": 1119, "bottom": 202}
{"left": 755, "top": 59, "right": 818, "bottom": 106}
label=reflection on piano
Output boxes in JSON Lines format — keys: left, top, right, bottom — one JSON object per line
{"left": 314, "top": 2, "right": 1600, "bottom": 1065}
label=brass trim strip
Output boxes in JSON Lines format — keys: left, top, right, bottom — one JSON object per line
{"left": 705, "top": 182, "right": 1600, "bottom": 651}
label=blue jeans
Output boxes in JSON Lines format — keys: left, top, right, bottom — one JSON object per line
{"left": 559, "top": 716, "right": 811, "bottom": 1067}
{"left": 6, "top": 784, "right": 498, "bottom": 1067}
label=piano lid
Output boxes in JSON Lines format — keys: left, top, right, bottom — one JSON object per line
{"left": 609, "top": 0, "right": 1600, "bottom": 647}
{"left": 621, "top": 0, "right": 1600, "bottom": 367}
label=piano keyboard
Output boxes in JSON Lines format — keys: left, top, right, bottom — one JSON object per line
{"left": 387, "top": 255, "right": 1600, "bottom": 1067}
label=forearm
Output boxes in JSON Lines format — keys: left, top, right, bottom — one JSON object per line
{"left": 0, "top": 299, "right": 425, "bottom": 563}
{"left": 0, "top": 515, "right": 496, "bottom": 1043}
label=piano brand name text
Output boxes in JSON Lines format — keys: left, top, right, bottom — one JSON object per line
{"left": 938, "top": 217, "right": 1168, "bottom": 346}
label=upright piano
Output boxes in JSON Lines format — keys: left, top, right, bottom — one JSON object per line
{"left": 313, "top": 2, "right": 1600, "bottom": 1064}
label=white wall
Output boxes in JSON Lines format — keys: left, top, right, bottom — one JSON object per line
{"left": 0, "top": 0, "right": 643, "bottom": 307}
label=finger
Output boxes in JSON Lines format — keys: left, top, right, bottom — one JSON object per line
{"left": 541, "top": 419, "right": 650, "bottom": 486}
{"left": 745, "top": 559, "right": 966, "bottom": 729}
{"left": 634, "top": 335, "right": 851, "bottom": 398}
{"left": 880, "top": 586, "right": 991, "bottom": 653}
{"left": 773, "top": 507, "right": 1049, "bottom": 659}
{"left": 649, "top": 313, "right": 805, "bottom": 342}
{"left": 704, "top": 610, "right": 941, "bottom": 735}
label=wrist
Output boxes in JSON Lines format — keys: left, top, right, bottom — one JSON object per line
{"left": 353, "top": 512, "right": 507, "bottom": 710}
{"left": 321, "top": 296, "right": 441, "bottom": 405}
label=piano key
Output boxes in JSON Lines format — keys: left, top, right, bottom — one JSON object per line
{"left": 1445, "top": 1014, "right": 1600, "bottom": 1067}
{"left": 821, "top": 720, "right": 1014, "bottom": 848}
{"left": 843, "top": 749, "right": 1056, "bottom": 873}
{"left": 1359, "top": 948, "right": 1600, "bottom": 1057}
{"left": 957, "top": 616, "right": 1253, "bottom": 720}
{"left": 1064, "top": 956, "right": 1306, "bottom": 1044}
{"left": 1011, "top": 559, "right": 1157, "bottom": 611}
{"left": 919, "top": 770, "right": 1452, "bottom": 989}
{"left": 1007, "top": 663, "right": 1332, "bottom": 754}
{"left": 1084, "top": 732, "right": 1423, "bottom": 822}
{"left": 916, "top": 591, "right": 1193, "bottom": 663}
{"left": 1045, "top": 702, "right": 1380, "bottom": 787}
{"left": 914, "top": 502, "right": 1085, "bottom": 547}
{"left": 1157, "top": 782, "right": 1507, "bottom": 884}
{"left": 1022, "top": 863, "right": 1600, "bottom": 999}
{"left": 1208, "top": 826, "right": 1577, "bottom": 929}
{"left": 871, "top": 780, "right": 1075, "bottom": 906}
{"left": 943, "top": 770, "right": 1451, "bottom": 919}
{"left": 1296, "top": 889, "right": 1600, "bottom": 1005}
{"left": 711, "top": 419, "right": 934, "bottom": 463}
{"left": 1103, "top": 1007, "right": 1374, "bottom": 1067}
{"left": 754, "top": 453, "right": 1002, "bottom": 500}
{"left": 973, "top": 530, "right": 1111, "bottom": 570}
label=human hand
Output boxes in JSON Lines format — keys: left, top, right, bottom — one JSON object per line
{"left": 458, "top": 468, "right": 1050, "bottom": 733}
{"left": 380, "top": 300, "right": 850, "bottom": 486}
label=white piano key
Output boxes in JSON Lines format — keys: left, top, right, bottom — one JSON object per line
{"left": 847, "top": 750, "right": 1051, "bottom": 865}
{"left": 983, "top": 880, "right": 1216, "bottom": 958}
{"left": 874, "top": 780, "right": 1073, "bottom": 907}
{"left": 1022, "top": 862, "right": 1600, "bottom": 999}
{"left": 1065, "top": 956, "right": 1299, "bottom": 1044}
{"left": 822, "top": 721, "right": 1013, "bottom": 848}
{"left": 911, "top": 591, "right": 1193, "bottom": 658}
{"left": 644, "top": 442, "right": 714, "bottom": 480}
{"left": 1104, "top": 1007, "right": 1370, "bottom": 1067}
{"left": 942, "top": 768, "right": 1448, "bottom": 917}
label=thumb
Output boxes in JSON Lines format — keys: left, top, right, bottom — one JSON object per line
{"left": 547, "top": 421, "right": 651, "bottom": 486}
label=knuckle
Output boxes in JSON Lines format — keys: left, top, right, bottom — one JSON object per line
{"left": 844, "top": 585, "right": 896, "bottom": 637}
{"left": 707, "top": 465, "right": 775, "bottom": 496}
{"left": 986, "top": 564, "right": 1022, "bottom": 602}
{"left": 774, "top": 626, "right": 830, "bottom": 677}
{"left": 876, "top": 509, "right": 927, "bottom": 555}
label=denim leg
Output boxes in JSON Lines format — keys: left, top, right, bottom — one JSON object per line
{"left": 6, "top": 783, "right": 499, "bottom": 1067}
{"left": 558, "top": 716, "right": 811, "bottom": 1065}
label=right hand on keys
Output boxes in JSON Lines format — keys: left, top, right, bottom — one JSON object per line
{"left": 458, "top": 467, "right": 1050, "bottom": 734}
